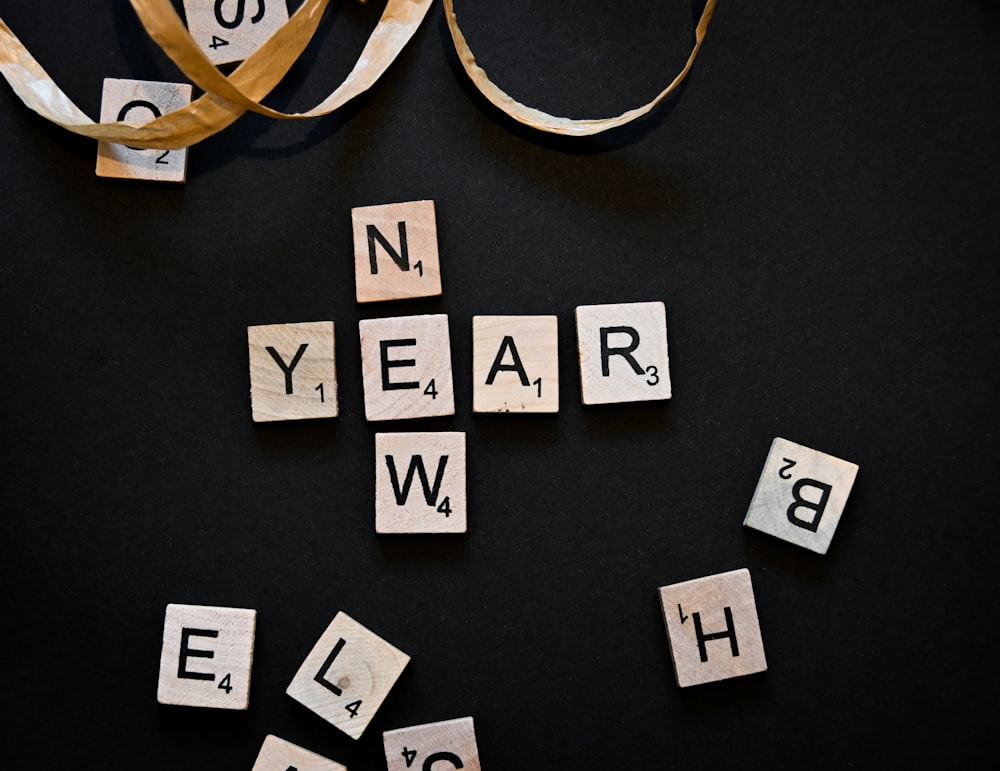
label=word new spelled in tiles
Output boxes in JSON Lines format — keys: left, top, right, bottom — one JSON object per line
{"left": 248, "top": 321, "right": 338, "bottom": 422}
{"left": 576, "top": 301, "right": 671, "bottom": 405}
{"left": 251, "top": 735, "right": 346, "bottom": 771}
{"left": 383, "top": 716, "right": 481, "bottom": 771}
{"left": 287, "top": 611, "right": 410, "bottom": 739}
{"left": 360, "top": 314, "right": 455, "bottom": 421}
{"left": 658, "top": 568, "right": 767, "bottom": 687}
{"left": 96, "top": 78, "right": 193, "bottom": 183}
{"left": 156, "top": 603, "right": 257, "bottom": 709}
{"left": 183, "top": 0, "right": 290, "bottom": 66}
{"left": 353, "top": 200, "right": 442, "bottom": 303}
{"left": 376, "top": 432, "right": 467, "bottom": 534}
{"left": 473, "top": 315, "right": 559, "bottom": 413}
{"left": 743, "top": 437, "right": 859, "bottom": 554}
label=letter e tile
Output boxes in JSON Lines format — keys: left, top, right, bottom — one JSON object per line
{"left": 658, "top": 569, "right": 766, "bottom": 688}
{"left": 157, "top": 603, "right": 257, "bottom": 709}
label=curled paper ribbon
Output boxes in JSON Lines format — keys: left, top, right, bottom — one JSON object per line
{"left": 444, "top": 0, "right": 718, "bottom": 137}
{"left": 0, "top": 0, "right": 715, "bottom": 148}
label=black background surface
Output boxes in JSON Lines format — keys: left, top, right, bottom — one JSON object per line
{"left": 1, "top": 1, "right": 997, "bottom": 768}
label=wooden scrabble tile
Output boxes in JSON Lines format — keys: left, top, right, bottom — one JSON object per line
{"left": 658, "top": 568, "right": 766, "bottom": 688}
{"left": 359, "top": 314, "right": 454, "bottom": 421}
{"left": 376, "top": 432, "right": 466, "bottom": 534}
{"left": 743, "top": 437, "right": 859, "bottom": 555}
{"left": 575, "top": 301, "right": 671, "bottom": 405}
{"left": 383, "top": 717, "right": 481, "bottom": 771}
{"left": 182, "top": 0, "right": 290, "bottom": 66}
{"left": 248, "top": 321, "right": 338, "bottom": 422}
{"left": 251, "top": 735, "right": 346, "bottom": 771}
{"left": 352, "top": 201, "right": 442, "bottom": 303}
{"left": 286, "top": 612, "right": 410, "bottom": 740}
{"left": 96, "top": 79, "right": 193, "bottom": 183}
{"left": 156, "top": 603, "right": 257, "bottom": 709}
{"left": 472, "top": 315, "right": 559, "bottom": 413}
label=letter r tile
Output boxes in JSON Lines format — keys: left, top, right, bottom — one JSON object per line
{"left": 576, "top": 301, "right": 671, "bottom": 405}
{"left": 248, "top": 321, "right": 338, "bottom": 422}
{"left": 658, "top": 569, "right": 766, "bottom": 688}
{"left": 286, "top": 612, "right": 410, "bottom": 740}
{"left": 743, "top": 438, "right": 859, "bottom": 554}
{"left": 375, "top": 432, "right": 467, "bottom": 534}
{"left": 157, "top": 603, "right": 257, "bottom": 709}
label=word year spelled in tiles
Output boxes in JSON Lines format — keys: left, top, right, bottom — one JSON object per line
{"left": 360, "top": 314, "right": 455, "bottom": 421}
{"left": 576, "top": 301, "right": 671, "bottom": 405}
{"left": 743, "top": 437, "right": 859, "bottom": 554}
{"left": 182, "top": 0, "right": 290, "bottom": 66}
{"left": 658, "top": 568, "right": 766, "bottom": 688}
{"left": 473, "top": 315, "right": 559, "bottom": 413}
{"left": 156, "top": 603, "right": 257, "bottom": 709}
{"left": 376, "top": 432, "right": 467, "bottom": 534}
{"left": 251, "top": 735, "right": 346, "bottom": 771}
{"left": 383, "top": 717, "right": 481, "bottom": 771}
{"left": 96, "top": 79, "right": 193, "bottom": 183}
{"left": 353, "top": 200, "right": 442, "bottom": 303}
{"left": 248, "top": 321, "right": 337, "bottom": 422}
{"left": 287, "top": 611, "right": 410, "bottom": 739}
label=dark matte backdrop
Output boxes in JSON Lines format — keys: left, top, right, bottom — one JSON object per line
{"left": 1, "top": 1, "right": 997, "bottom": 768}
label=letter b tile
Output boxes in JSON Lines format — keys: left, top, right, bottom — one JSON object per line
{"left": 658, "top": 569, "right": 766, "bottom": 688}
{"left": 743, "top": 437, "right": 859, "bottom": 554}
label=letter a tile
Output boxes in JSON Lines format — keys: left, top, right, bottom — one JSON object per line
{"left": 248, "top": 321, "right": 338, "bottom": 422}
{"left": 157, "top": 603, "right": 257, "bottom": 709}
{"left": 182, "top": 0, "right": 290, "bottom": 66}
{"left": 287, "top": 612, "right": 410, "bottom": 740}
{"left": 251, "top": 735, "right": 346, "bottom": 771}
{"left": 743, "top": 437, "right": 859, "bottom": 554}
{"left": 576, "top": 301, "right": 671, "bottom": 405}
{"left": 383, "top": 717, "right": 481, "bottom": 771}
{"left": 359, "top": 315, "right": 454, "bottom": 421}
{"left": 658, "top": 569, "right": 766, "bottom": 688}
{"left": 473, "top": 315, "right": 559, "bottom": 413}
{"left": 353, "top": 200, "right": 442, "bottom": 303}
{"left": 96, "top": 79, "right": 193, "bottom": 183}
{"left": 376, "top": 432, "right": 467, "bottom": 534}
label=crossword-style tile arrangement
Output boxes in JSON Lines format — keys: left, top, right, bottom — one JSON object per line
{"left": 152, "top": 194, "right": 860, "bottom": 768}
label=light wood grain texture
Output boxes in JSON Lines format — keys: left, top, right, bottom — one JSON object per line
{"left": 353, "top": 200, "right": 442, "bottom": 303}
{"left": 359, "top": 314, "right": 454, "bottom": 421}
{"left": 658, "top": 568, "right": 766, "bottom": 688}
{"left": 375, "top": 432, "right": 466, "bottom": 534}
{"left": 248, "top": 321, "right": 338, "bottom": 422}
{"left": 472, "top": 315, "right": 558, "bottom": 413}
{"left": 96, "top": 79, "right": 193, "bottom": 182}
{"left": 286, "top": 612, "right": 410, "bottom": 740}
{"left": 156, "top": 603, "right": 257, "bottom": 709}
{"left": 181, "top": 0, "right": 290, "bottom": 66}
{"left": 383, "top": 717, "right": 481, "bottom": 771}
{"left": 576, "top": 301, "right": 671, "bottom": 405}
{"left": 251, "top": 734, "right": 347, "bottom": 771}
{"left": 743, "top": 437, "right": 859, "bottom": 555}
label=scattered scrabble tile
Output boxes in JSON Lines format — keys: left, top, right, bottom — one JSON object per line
{"left": 96, "top": 78, "right": 193, "bottom": 183}
{"left": 182, "top": 0, "right": 290, "bottom": 66}
{"left": 251, "top": 735, "right": 346, "bottom": 771}
{"left": 156, "top": 603, "right": 257, "bottom": 709}
{"left": 248, "top": 321, "right": 338, "bottom": 422}
{"left": 575, "top": 301, "right": 671, "bottom": 405}
{"left": 383, "top": 717, "right": 481, "bottom": 771}
{"left": 658, "top": 568, "right": 766, "bottom": 688}
{"left": 287, "top": 612, "right": 410, "bottom": 740}
{"left": 359, "top": 314, "right": 455, "bottom": 421}
{"left": 743, "top": 437, "right": 859, "bottom": 554}
{"left": 375, "top": 432, "right": 467, "bottom": 534}
{"left": 352, "top": 200, "right": 442, "bottom": 303}
{"left": 473, "top": 315, "right": 559, "bottom": 413}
